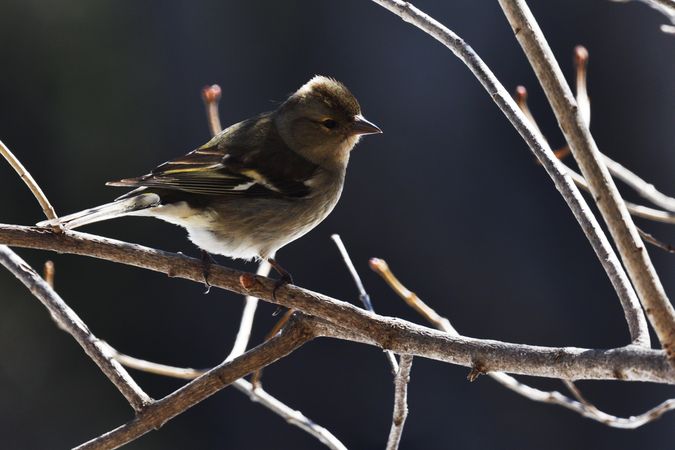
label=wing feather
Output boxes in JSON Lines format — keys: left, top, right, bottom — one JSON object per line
{"left": 106, "top": 113, "right": 319, "bottom": 199}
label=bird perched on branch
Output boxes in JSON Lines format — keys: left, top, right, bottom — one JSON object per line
{"left": 38, "top": 76, "right": 381, "bottom": 291}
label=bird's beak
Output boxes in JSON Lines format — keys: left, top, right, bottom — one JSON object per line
{"left": 351, "top": 115, "right": 382, "bottom": 135}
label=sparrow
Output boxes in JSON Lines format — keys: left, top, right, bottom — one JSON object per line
{"left": 38, "top": 76, "right": 382, "bottom": 290}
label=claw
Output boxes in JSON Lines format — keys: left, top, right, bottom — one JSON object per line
{"left": 267, "top": 257, "right": 294, "bottom": 301}
{"left": 272, "top": 272, "right": 293, "bottom": 300}
{"left": 200, "top": 250, "right": 216, "bottom": 294}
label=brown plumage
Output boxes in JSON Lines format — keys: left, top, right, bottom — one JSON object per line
{"left": 38, "top": 76, "right": 381, "bottom": 265}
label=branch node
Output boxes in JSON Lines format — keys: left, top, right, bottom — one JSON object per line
{"left": 467, "top": 362, "right": 487, "bottom": 382}
{"left": 240, "top": 273, "right": 256, "bottom": 289}
{"left": 201, "top": 84, "right": 222, "bottom": 104}
{"left": 574, "top": 45, "right": 588, "bottom": 67}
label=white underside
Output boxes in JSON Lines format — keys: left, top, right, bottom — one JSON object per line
{"left": 131, "top": 202, "right": 263, "bottom": 260}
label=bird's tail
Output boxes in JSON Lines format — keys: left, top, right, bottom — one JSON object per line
{"left": 36, "top": 193, "right": 161, "bottom": 229}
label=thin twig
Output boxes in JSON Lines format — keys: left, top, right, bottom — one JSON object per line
{"left": 201, "top": 84, "right": 223, "bottom": 137}
{"left": 233, "top": 379, "right": 347, "bottom": 450}
{"left": 201, "top": 82, "right": 268, "bottom": 364}
{"left": 563, "top": 161, "right": 675, "bottom": 224}
{"left": 573, "top": 46, "right": 591, "bottom": 127}
{"left": 369, "top": 258, "right": 452, "bottom": 332}
{"left": 102, "top": 344, "right": 348, "bottom": 450}
{"left": 250, "top": 308, "right": 294, "bottom": 387}
{"left": 516, "top": 83, "right": 675, "bottom": 226}
{"left": 331, "top": 234, "right": 373, "bottom": 311}
{"left": 499, "top": 0, "right": 675, "bottom": 363}
{"left": 514, "top": 86, "right": 547, "bottom": 144}
{"left": 331, "top": 234, "right": 398, "bottom": 373}
{"left": 386, "top": 355, "right": 413, "bottom": 450}
{"left": 512, "top": 83, "right": 650, "bottom": 347}
{"left": 43, "top": 260, "right": 55, "bottom": 288}
{"left": 514, "top": 87, "right": 570, "bottom": 161}
{"left": 370, "top": 0, "right": 651, "bottom": 347}
{"left": 573, "top": 45, "right": 675, "bottom": 213}
{"left": 225, "top": 259, "right": 269, "bottom": 361}
{"left": 610, "top": 0, "right": 675, "bottom": 34}
{"left": 0, "top": 139, "right": 58, "bottom": 223}
{"left": 199, "top": 84, "right": 344, "bottom": 447}
{"left": 370, "top": 257, "right": 675, "bottom": 428}
{"left": 491, "top": 372, "right": 675, "bottom": 428}
{"left": 0, "top": 245, "right": 151, "bottom": 412}
{"left": 622, "top": 202, "right": 675, "bottom": 224}
{"left": 201, "top": 82, "right": 289, "bottom": 389}
{"left": 3, "top": 225, "right": 672, "bottom": 383}
{"left": 74, "top": 314, "right": 316, "bottom": 450}
{"left": 604, "top": 156, "right": 675, "bottom": 213}
{"left": 562, "top": 379, "right": 594, "bottom": 407}
{"left": 638, "top": 228, "right": 675, "bottom": 253}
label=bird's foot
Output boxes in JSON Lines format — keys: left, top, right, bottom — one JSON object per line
{"left": 267, "top": 257, "right": 293, "bottom": 301}
{"left": 272, "top": 272, "right": 293, "bottom": 301}
{"left": 200, "top": 250, "right": 217, "bottom": 294}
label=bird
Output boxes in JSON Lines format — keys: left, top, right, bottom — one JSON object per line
{"left": 38, "top": 76, "right": 382, "bottom": 292}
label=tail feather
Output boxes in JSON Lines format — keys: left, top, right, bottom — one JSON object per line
{"left": 37, "top": 193, "right": 161, "bottom": 229}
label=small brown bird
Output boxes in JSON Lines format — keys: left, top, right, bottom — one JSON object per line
{"left": 38, "top": 76, "right": 381, "bottom": 286}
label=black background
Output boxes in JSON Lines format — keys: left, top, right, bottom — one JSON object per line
{"left": 1, "top": 1, "right": 674, "bottom": 449}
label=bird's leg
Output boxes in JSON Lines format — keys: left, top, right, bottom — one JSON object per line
{"left": 250, "top": 308, "right": 295, "bottom": 388}
{"left": 267, "top": 257, "right": 294, "bottom": 301}
{"left": 200, "top": 250, "right": 217, "bottom": 294}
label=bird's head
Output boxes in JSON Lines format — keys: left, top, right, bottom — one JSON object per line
{"left": 275, "top": 76, "right": 381, "bottom": 170}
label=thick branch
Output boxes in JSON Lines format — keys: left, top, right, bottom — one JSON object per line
{"left": 498, "top": 0, "right": 675, "bottom": 362}
{"left": 74, "top": 314, "right": 315, "bottom": 450}
{"left": 1, "top": 225, "right": 672, "bottom": 383}
{"left": 369, "top": 0, "right": 650, "bottom": 347}
{"left": 0, "top": 245, "right": 151, "bottom": 411}
{"left": 371, "top": 257, "right": 675, "bottom": 428}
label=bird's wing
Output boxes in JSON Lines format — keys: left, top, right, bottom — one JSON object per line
{"left": 107, "top": 113, "right": 319, "bottom": 199}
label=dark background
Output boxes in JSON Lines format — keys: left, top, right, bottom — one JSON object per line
{"left": 1, "top": 1, "right": 674, "bottom": 449}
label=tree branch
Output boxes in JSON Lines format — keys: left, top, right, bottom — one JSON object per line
{"left": 101, "top": 344, "right": 348, "bottom": 450}
{"left": 498, "top": 0, "right": 675, "bottom": 363}
{"left": 517, "top": 82, "right": 675, "bottom": 227}
{"left": 603, "top": 155, "right": 675, "bottom": 213}
{"left": 224, "top": 258, "right": 270, "bottom": 362}
{"left": 562, "top": 154, "right": 675, "bottom": 224}
{"left": 74, "top": 313, "right": 316, "bottom": 450}
{"left": 369, "top": 0, "right": 650, "bottom": 347}
{"left": 385, "top": 355, "right": 413, "bottom": 450}
{"left": 201, "top": 83, "right": 268, "bottom": 364}
{"left": 201, "top": 85, "right": 223, "bottom": 138}
{"left": 2, "top": 225, "right": 669, "bottom": 383}
{"left": 370, "top": 257, "right": 675, "bottom": 428}
{"left": 610, "top": 0, "right": 675, "bottom": 34}
{"left": 0, "top": 139, "right": 58, "bottom": 222}
{"left": 332, "top": 234, "right": 398, "bottom": 373}
{"left": 572, "top": 45, "right": 675, "bottom": 215}
{"left": 0, "top": 245, "right": 151, "bottom": 412}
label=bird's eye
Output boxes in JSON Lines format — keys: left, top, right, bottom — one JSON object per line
{"left": 321, "top": 119, "right": 338, "bottom": 130}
